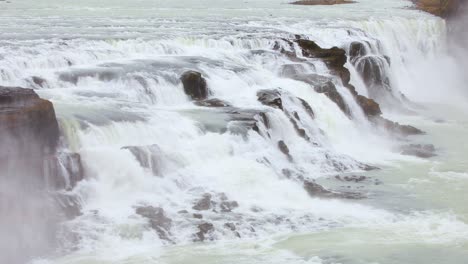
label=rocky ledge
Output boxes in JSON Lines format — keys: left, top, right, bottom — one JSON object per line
{"left": 413, "top": 0, "right": 461, "bottom": 17}
{"left": 0, "top": 86, "right": 59, "bottom": 155}
{"left": 0, "top": 86, "right": 84, "bottom": 210}
{"left": 291, "top": 0, "right": 355, "bottom": 5}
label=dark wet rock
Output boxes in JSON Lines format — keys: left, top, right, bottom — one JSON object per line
{"left": 178, "top": 210, "right": 189, "bottom": 214}
{"left": 355, "top": 56, "right": 391, "bottom": 98}
{"left": 193, "top": 213, "right": 203, "bottom": 219}
{"left": 289, "top": 116, "right": 310, "bottom": 141}
{"left": 195, "top": 98, "right": 231, "bottom": 107}
{"left": 299, "top": 98, "right": 315, "bottom": 119}
{"left": 293, "top": 72, "right": 421, "bottom": 133}
{"left": 278, "top": 140, "right": 293, "bottom": 161}
{"left": 180, "top": 70, "right": 209, "bottom": 100}
{"left": 313, "top": 80, "right": 352, "bottom": 116}
{"left": 292, "top": 73, "right": 353, "bottom": 116}
{"left": 295, "top": 39, "right": 350, "bottom": 85}
{"left": 355, "top": 94, "right": 382, "bottom": 117}
{"left": 257, "top": 89, "right": 283, "bottom": 110}
{"left": 135, "top": 206, "right": 172, "bottom": 240}
{"left": 224, "top": 222, "right": 236, "bottom": 231}
{"left": 220, "top": 201, "right": 239, "bottom": 212}
{"left": 256, "top": 89, "right": 313, "bottom": 140}
{"left": 31, "top": 76, "right": 48, "bottom": 88}
{"left": 282, "top": 168, "right": 304, "bottom": 180}
{"left": 122, "top": 145, "right": 161, "bottom": 176}
{"left": 303, "top": 180, "right": 333, "bottom": 197}
{"left": 360, "top": 163, "right": 380, "bottom": 171}
{"left": 372, "top": 116, "right": 425, "bottom": 136}
{"left": 335, "top": 175, "right": 368, "bottom": 183}
{"left": 303, "top": 180, "right": 365, "bottom": 199}
{"left": 196, "top": 222, "right": 215, "bottom": 242}
{"left": 257, "top": 112, "right": 270, "bottom": 129}
{"left": 193, "top": 193, "right": 214, "bottom": 211}
{"left": 224, "top": 222, "right": 241, "bottom": 238}
{"left": 48, "top": 152, "right": 85, "bottom": 190}
{"left": 349, "top": 41, "right": 368, "bottom": 63}
{"left": 400, "top": 144, "right": 436, "bottom": 158}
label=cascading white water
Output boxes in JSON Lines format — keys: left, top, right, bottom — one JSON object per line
{"left": 1, "top": 0, "right": 468, "bottom": 263}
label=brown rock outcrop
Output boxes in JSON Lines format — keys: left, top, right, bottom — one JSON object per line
{"left": 414, "top": 0, "right": 461, "bottom": 17}
{"left": 291, "top": 0, "right": 355, "bottom": 5}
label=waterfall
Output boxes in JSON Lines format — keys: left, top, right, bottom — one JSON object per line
{"left": 1, "top": 0, "right": 467, "bottom": 263}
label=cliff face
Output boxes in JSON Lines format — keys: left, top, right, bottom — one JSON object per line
{"left": 0, "top": 86, "right": 84, "bottom": 264}
{"left": 414, "top": 0, "right": 461, "bottom": 18}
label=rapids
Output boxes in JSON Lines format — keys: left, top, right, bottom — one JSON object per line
{"left": 0, "top": 0, "right": 467, "bottom": 263}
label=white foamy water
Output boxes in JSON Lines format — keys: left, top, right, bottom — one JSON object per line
{"left": 1, "top": 0, "right": 467, "bottom": 263}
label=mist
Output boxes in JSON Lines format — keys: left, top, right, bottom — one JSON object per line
{"left": 0, "top": 131, "right": 62, "bottom": 264}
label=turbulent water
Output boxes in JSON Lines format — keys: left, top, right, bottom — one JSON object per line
{"left": 1, "top": 0, "right": 468, "bottom": 263}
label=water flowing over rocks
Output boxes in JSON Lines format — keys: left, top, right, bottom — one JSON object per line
{"left": 135, "top": 206, "right": 173, "bottom": 241}
{"left": 122, "top": 145, "right": 162, "bottom": 176}
{"left": 0, "top": 86, "right": 85, "bottom": 264}
{"left": 286, "top": 38, "right": 424, "bottom": 136}
{"left": 196, "top": 222, "right": 215, "bottom": 241}
{"left": 0, "top": 1, "right": 459, "bottom": 261}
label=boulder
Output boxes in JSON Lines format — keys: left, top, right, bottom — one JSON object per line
{"left": 372, "top": 116, "right": 424, "bottom": 136}
{"left": 349, "top": 41, "right": 368, "bottom": 63}
{"left": 303, "top": 180, "right": 365, "bottom": 199}
{"left": 195, "top": 98, "right": 231, "bottom": 107}
{"left": 135, "top": 206, "right": 172, "bottom": 240}
{"left": 257, "top": 89, "right": 283, "bottom": 110}
{"left": 193, "top": 193, "right": 214, "bottom": 211}
{"left": 295, "top": 39, "right": 350, "bottom": 85}
{"left": 355, "top": 94, "right": 382, "bottom": 117}
{"left": 0, "top": 86, "right": 59, "bottom": 155}
{"left": 31, "top": 76, "right": 48, "bottom": 88}
{"left": 335, "top": 175, "right": 368, "bottom": 183}
{"left": 180, "top": 71, "right": 209, "bottom": 100}
{"left": 220, "top": 200, "right": 239, "bottom": 212}
{"left": 196, "top": 222, "right": 215, "bottom": 241}
{"left": 400, "top": 144, "right": 436, "bottom": 158}
{"left": 354, "top": 56, "right": 390, "bottom": 94}
{"left": 278, "top": 140, "right": 293, "bottom": 161}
